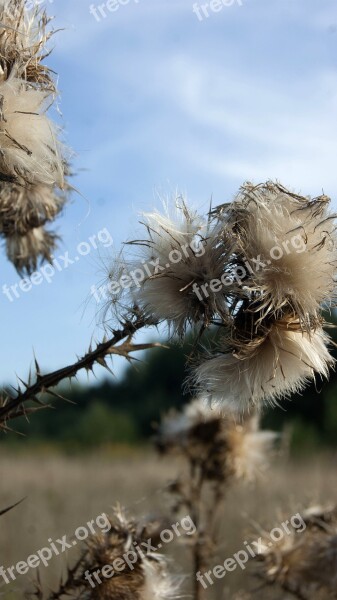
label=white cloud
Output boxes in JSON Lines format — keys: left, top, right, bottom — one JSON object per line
{"left": 151, "top": 56, "right": 337, "bottom": 192}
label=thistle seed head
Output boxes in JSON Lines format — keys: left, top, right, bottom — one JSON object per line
{"left": 156, "top": 399, "right": 276, "bottom": 483}
{"left": 255, "top": 504, "right": 337, "bottom": 598}
{"left": 223, "top": 181, "right": 337, "bottom": 330}
{"left": 128, "top": 199, "right": 237, "bottom": 336}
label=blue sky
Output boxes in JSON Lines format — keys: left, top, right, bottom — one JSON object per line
{"left": 1, "top": 0, "right": 337, "bottom": 386}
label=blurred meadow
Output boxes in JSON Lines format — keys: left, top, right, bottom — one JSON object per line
{"left": 1, "top": 448, "right": 337, "bottom": 599}
{"left": 1, "top": 327, "right": 337, "bottom": 599}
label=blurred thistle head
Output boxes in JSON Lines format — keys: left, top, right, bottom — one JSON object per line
{"left": 0, "top": 182, "right": 66, "bottom": 236}
{"left": 0, "top": 0, "right": 71, "bottom": 272}
{"left": 156, "top": 399, "right": 276, "bottom": 483}
{"left": 6, "top": 226, "right": 58, "bottom": 273}
{"left": 32, "top": 508, "right": 181, "bottom": 600}
{"left": 83, "top": 508, "right": 180, "bottom": 600}
{"left": 128, "top": 197, "right": 236, "bottom": 336}
{"left": 0, "top": 1, "right": 66, "bottom": 187}
{"left": 255, "top": 504, "right": 337, "bottom": 598}
{"left": 0, "top": 0, "right": 56, "bottom": 88}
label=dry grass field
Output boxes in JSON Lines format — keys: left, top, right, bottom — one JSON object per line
{"left": 0, "top": 447, "right": 336, "bottom": 600}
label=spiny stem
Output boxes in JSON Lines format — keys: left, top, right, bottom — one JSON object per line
{"left": 0, "top": 315, "right": 157, "bottom": 428}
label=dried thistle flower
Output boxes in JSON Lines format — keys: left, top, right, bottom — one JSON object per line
{"left": 86, "top": 509, "right": 180, "bottom": 600}
{"left": 221, "top": 181, "right": 337, "bottom": 330}
{"left": 30, "top": 508, "right": 181, "bottom": 600}
{"left": 0, "top": 1, "right": 71, "bottom": 272}
{"left": 6, "top": 225, "right": 58, "bottom": 273}
{"left": 193, "top": 318, "right": 334, "bottom": 412}
{"left": 0, "top": 0, "right": 56, "bottom": 89}
{"left": 156, "top": 399, "right": 276, "bottom": 483}
{"left": 129, "top": 199, "right": 236, "bottom": 336}
{"left": 156, "top": 400, "right": 276, "bottom": 600}
{"left": 0, "top": 182, "right": 65, "bottom": 235}
{"left": 85, "top": 510, "right": 144, "bottom": 599}
{"left": 255, "top": 504, "right": 337, "bottom": 599}
{"left": 112, "top": 181, "right": 336, "bottom": 413}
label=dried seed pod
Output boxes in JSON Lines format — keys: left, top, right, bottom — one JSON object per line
{"left": 156, "top": 399, "right": 276, "bottom": 482}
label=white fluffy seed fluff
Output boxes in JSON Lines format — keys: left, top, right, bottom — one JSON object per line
{"left": 229, "top": 182, "right": 337, "bottom": 326}
{"left": 194, "top": 323, "right": 334, "bottom": 412}
{"left": 141, "top": 560, "right": 181, "bottom": 600}
{"left": 227, "top": 415, "right": 277, "bottom": 481}
{"left": 132, "top": 201, "right": 236, "bottom": 334}
{"left": 0, "top": 77, "right": 64, "bottom": 186}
